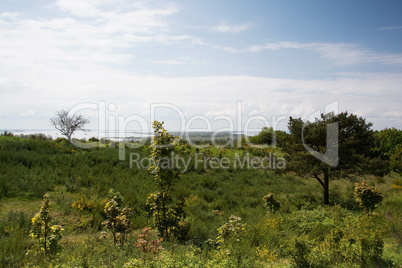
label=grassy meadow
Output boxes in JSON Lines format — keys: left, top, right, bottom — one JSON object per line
{"left": 0, "top": 133, "right": 401, "bottom": 267}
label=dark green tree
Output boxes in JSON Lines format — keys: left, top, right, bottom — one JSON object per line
{"left": 376, "top": 128, "right": 402, "bottom": 172}
{"left": 248, "top": 127, "right": 288, "bottom": 148}
{"left": 286, "top": 112, "right": 377, "bottom": 205}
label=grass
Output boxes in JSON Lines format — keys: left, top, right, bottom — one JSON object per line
{"left": 0, "top": 135, "right": 401, "bottom": 267}
{"left": 0, "top": 198, "right": 40, "bottom": 221}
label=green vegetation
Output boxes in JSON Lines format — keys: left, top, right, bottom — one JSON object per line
{"left": 354, "top": 180, "right": 383, "bottom": 213}
{"left": 286, "top": 112, "right": 385, "bottom": 205}
{"left": 0, "top": 120, "right": 401, "bottom": 267}
{"left": 102, "top": 189, "right": 131, "bottom": 247}
{"left": 146, "top": 121, "right": 185, "bottom": 240}
{"left": 29, "top": 193, "right": 63, "bottom": 253}
{"left": 376, "top": 128, "right": 402, "bottom": 173}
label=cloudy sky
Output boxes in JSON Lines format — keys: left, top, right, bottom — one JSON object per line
{"left": 1, "top": 0, "right": 401, "bottom": 134}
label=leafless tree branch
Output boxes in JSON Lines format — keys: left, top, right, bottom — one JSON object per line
{"left": 50, "top": 110, "right": 90, "bottom": 142}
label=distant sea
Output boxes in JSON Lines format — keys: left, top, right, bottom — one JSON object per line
{"left": 1, "top": 129, "right": 251, "bottom": 141}
{"left": 0, "top": 129, "right": 150, "bottom": 141}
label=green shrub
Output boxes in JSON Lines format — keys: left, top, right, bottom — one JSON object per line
{"left": 102, "top": 189, "right": 131, "bottom": 247}
{"left": 29, "top": 193, "right": 63, "bottom": 254}
{"left": 146, "top": 121, "right": 185, "bottom": 240}
{"left": 262, "top": 193, "right": 281, "bottom": 213}
{"left": 354, "top": 180, "right": 383, "bottom": 213}
{"left": 287, "top": 235, "right": 311, "bottom": 267}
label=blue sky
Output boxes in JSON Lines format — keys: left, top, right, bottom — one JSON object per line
{"left": 0, "top": 0, "right": 401, "bottom": 134}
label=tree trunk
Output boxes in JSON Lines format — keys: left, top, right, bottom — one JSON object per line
{"left": 44, "top": 220, "right": 48, "bottom": 252}
{"left": 162, "top": 191, "right": 167, "bottom": 239}
{"left": 323, "top": 171, "right": 329, "bottom": 205}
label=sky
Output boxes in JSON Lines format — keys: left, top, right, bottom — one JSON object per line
{"left": 0, "top": 0, "right": 402, "bottom": 135}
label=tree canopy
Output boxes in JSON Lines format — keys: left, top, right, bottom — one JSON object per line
{"left": 376, "top": 128, "right": 402, "bottom": 172}
{"left": 285, "top": 111, "right": 384, "bottom": 205}
{"left": 248, "top": 127, "right": 288, "bottom": 148}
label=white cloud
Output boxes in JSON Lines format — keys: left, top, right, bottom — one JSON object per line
{"left": 151, "top": 58, "right": 208, "bottom": 65}
{"left": 222, "top": 46, "right": 242, "bottom": 53}
{"left": 21, "top": 109, "right": 35, "bottom": 116}
{"left": 212, "top": 22, "right": 253, "bottom": 33}
{"left": 376, "top": 26, "right": 402, "bottom": 30}
{"left": 0, "top": 1, "right": 401, "bottom": 131}
{"left": 245, "top": 41, "right": 402, "bottom": 66}
{"left": 0, "top": 0, "right": 188, "bottom": 71}
{"left": 249, "top": 41, "right": 307, "bottom": 52}
{"left": 314, "top": 43, "right": 402, "bottom": 66}
{"left": 151, "top": 59, "right": 187, "bottom": 65}
{"left": 1, "top": 67, "right": 401, "bottom": 130}
{"left": 0, "top": 12, "right": 22, "bottom": 20}
{"left": 53, "top": 0, "right": 102, "bottom": 18}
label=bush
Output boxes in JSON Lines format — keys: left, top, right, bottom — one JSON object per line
{"left": 134, "top": 227, "right": 164, "bottom": 261}
{"left": 102, "top": 189, "right": 131, "bottom": 247}
{"left": 29, "top": 193, "right": 63, "bottom": 254}
{"left": 287, "top": 235, "right": 311, "bottom": 267}
{"left": 263, "top": 193, "right": 281, "bottom": 213}
{"left": 354, "top": 180, "right": 383, "bottom": 213}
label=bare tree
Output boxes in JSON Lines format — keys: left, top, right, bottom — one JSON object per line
{"left": 50, "top": 110, "right": 90, "bottom": 142}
